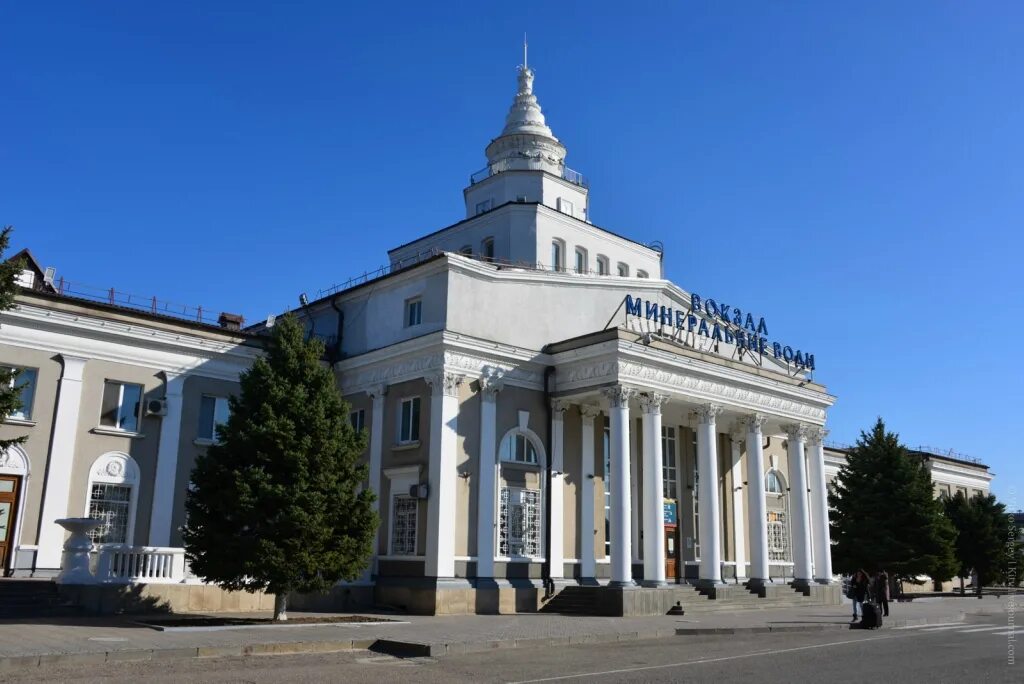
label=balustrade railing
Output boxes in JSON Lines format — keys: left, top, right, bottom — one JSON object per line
{"left": 94, "top": 545, "right": 187, "bottom": 584}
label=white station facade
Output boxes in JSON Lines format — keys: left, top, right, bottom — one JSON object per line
{"left": 0, "top": 60, "right": 993, "bottom": 614}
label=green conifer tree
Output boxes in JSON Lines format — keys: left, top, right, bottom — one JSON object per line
{"left": 829, "top": 418, "right": 957, "bottom": 588}
{"left": 183, "top": 314, "right": 378, "bottom": 620}
{"left": 945, "top": 492, "right": 1017, "bottom": 595}
{"left": 0, "top": 226, "right": 28, "bottom": 450}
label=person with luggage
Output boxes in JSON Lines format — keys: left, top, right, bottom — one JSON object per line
{"left": 874, "top": 568, "right": 890, "bottom": 617}
{"left": 850, "top": 570, "right": 870, "bottom": 621}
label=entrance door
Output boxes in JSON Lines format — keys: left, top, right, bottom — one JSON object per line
{"left": 664, "top": 524, "right": 679, "bottom": 581}
{"left": 0, "top": 475, "right": 20, "bottom": 574}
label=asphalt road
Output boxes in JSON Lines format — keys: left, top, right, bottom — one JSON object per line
{"left": 6, "top": 616, "right": 1021, "bottom": 683}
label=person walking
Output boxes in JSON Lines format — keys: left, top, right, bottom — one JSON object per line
{"left": 850, "top": 570, "right": 870, "bottom": 621}
{"left": 874, "top": 568, "right": 890, "bottom": 617}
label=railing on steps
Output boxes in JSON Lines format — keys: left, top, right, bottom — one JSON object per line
{"left": 94, "top": 545, "right": 187, "bottom": 584}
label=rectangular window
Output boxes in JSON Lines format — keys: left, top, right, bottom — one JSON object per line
{"left": 4, "top": 367, "right": 38, "bottom": 420}
{"left": 100, "top": 381, "right": 143, "bottom": 433}
{"left": 390, "top": 495, "right": 418, "bottom": 555}
{"left": 481, "top": 238, "right": 495, "bottom": 261}
{"left": 88, "top": 483, "right": 132, "bottom": 544}
{"left": 398, "top": 397, "right": 421, "bottom": 444}
{"left": 662, "top": 426, "right": 677, "bottom": 500}
{"left": 499, "top": 487, "right": 541, "bottom": 557}
{"left": 350, "top": 408, "right": 365, "bottom": 433}
{"left": 558, "top": 198, "right": 574, "bottom": 216}
{"left": 197, "top": 395, "right": 230, "bottom": 441}
{"left": 475, "top": 199, "right": 492, "bottom": 215}
{"left": 405, "top": 298, "right": 422, "bottom": 327}
{"left": 551, "top": 241, "right": 562, "bottom": 271}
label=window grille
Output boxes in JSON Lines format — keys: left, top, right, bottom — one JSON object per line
{"left": 767, "top": 510, "right": 791, "bottom": 562}
{"left": 499, "top": 487, "right": 541, "bottom": 557}
{"left": 391, "top": 495, "right": 417, "bottom": 555}
{"left": 88, "top": 484, "right": 132, "bottom": 544}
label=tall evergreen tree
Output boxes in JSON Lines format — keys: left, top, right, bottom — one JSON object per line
{"left": 945, "top": 492, "right": 1017, "bottom": 595}
{"left": 0, "top": 226, "right": 28, "bottom": 450}
{"left": 183, "top": 315, "right": 378, "bottom": 620}
{"left": 829, "top": 418, "right": 957, "bottom": 587}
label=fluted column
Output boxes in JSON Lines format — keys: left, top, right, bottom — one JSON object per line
{"left": 729, "top": 428, "right": 747, "bottom": 581}
{"left": 783, "top": 423, "right": 813, "bottom": 586}
{"left": 578, "top": 405, "right": 601, "bottom": 582}
{"left": 476, "top": 372, "right": 503, "bottom": 580}
{"left": 743, "top": 414, "right": 769, "bottom": 587}
{"left": 425, "top": 371, "right": 464, "bottom": 579}
{"left": 696, "top": 403, "right": 723, "bottom": 587}
{"left": 602, "top": 386, "right": 636, "bottom": 587}
{"left": 549, "top": 399, "right": 569, "bottom": 581}
{"left": 806, "top": 426, "right": 834, "bottom": 583}
{"left": 640, "top": 392, "right": 669, "bottom": 587}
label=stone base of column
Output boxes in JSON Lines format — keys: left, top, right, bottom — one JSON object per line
{"left": 695, "top": 578, "right": 724, "bottom": 590}
{"left": 814, "top": 576, "right": 836, "bottom": 585}
{"left": 745, "top": 577, "right": 769, "bottom": 589}
{"left": 790, "top": 578, "right": 813, "bottom": 592}
{"left": 608, "top": 580, "right": 637, "bottom": 589}
{"left": 640, "top": 579, "right": 667, "bottom": 588}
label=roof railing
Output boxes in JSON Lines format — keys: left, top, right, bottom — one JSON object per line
{"left": 469, "top": 162, "right": 588, "bottom": 188}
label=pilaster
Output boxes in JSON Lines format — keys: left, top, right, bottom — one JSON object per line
{"left": 425, "top": 371, "right": 464, "bottom": 579}
{"left": 148, "top": 373, "right": 186, "bottom": 546}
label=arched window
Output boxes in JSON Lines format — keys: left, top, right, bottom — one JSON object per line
{"left": 636, "top": 270, "right": 649, "bottom": 279}
{"left": 765, "top": 470, "right": 785, "bottom": 494}
{"left": 596, "top": 255, "right": 609, "bottom": 276}
{"left": 481, "top": 237, "right": 495, "bottom": 262}
{"left": 459, "top": 245, "right": 473, "bottom": 256}
{"left": 499, "top": 432, "right": 539, "bottom": 465}
{"left": 574, "top": 247, "right": 588, "bottom": 274}
{"left": 85, "top": 452, "right": 140, "bottom": 545}
{"left": 551, "top": 239, "right": 565, "bottom": 272}
{"left": 497, "top": 422, "right": 546, "bottom": 559}
{"left": 0, "top": 445, "right": 30, "bottom": 563}
{"left": 617, "top": 262, "right": 629, "bottom": 277}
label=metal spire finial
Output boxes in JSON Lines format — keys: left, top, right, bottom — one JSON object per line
{"left": 523, "top": 33, "right": 528, "bottom": 70}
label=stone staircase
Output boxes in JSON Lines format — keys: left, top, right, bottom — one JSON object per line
{"left": 540, "top": 581, "right": 838, "bottom": 616}
{"left": 0, "top": 580, "right": 84, "bottom": 619}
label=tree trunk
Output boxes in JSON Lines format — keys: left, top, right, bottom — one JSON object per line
{"left": 274, "top": 593, "right": 288, "bottom": 621}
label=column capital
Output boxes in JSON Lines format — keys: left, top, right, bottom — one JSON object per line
{"left": 782, "top": 423, "right": 810, "bottom": 442}
{"left": 638, "top": 392, "right": 670, "bottom": 415}
{"left": 740, "top": 413, "right": 768, "bottom": 434}
{"left": 579, "top": 404, "right": 602, "bottom": 421}
{"left": 601, "top": 385, "right": 637, "bottom": 409}
{"left": 550, "top": 398, "right": 570, "bottom": 415}
{"left": 479, "top": 369, "right": 505, "bottom": 398}
{"left": 805, "top": 426, "right": 827, "bottom": 446}
{"left": 368, "top": 383, "right": 389, "bottom": 400}
{"left": 427, "top": 371, "right": 464, "bottom": 398}
{"left": 694, "top": 402, "right": 723, "bottom": 425}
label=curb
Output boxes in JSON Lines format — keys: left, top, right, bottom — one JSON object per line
{"left": 671, "top": 613, "right": 967, "bottom": 636}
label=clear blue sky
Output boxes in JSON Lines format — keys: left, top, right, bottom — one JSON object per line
{"left": 3, "top": 2, "right": 1022, "bottom": 501}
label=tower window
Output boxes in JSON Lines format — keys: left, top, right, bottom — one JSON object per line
{"left": 481, "top": 238, "right": 495, "bottom": 261}
{"left": 459, "top": 245, "right": 473, "bottom": 256}
{"left": 596, "top": 256, "right": 609, "bottom": 276}
{"left": 574, "top": 247, "right": 588, "bottom": 274}
{"left": 557, "top": 198, "right": 574, "bottom": 217}
{"left": 637, "top": 270, "right": 649, "bottom": 279}
{"left": 617, "top": 263, "right": 629, "bottom": 277}
{"left": 475, "top": 199, "right": 493, "bottom": 215}
{"left": 405, "top": 297, "right": 422, "bottom": 327}
{"left": 551, "top": 240, "right": 565, "bottom": 272}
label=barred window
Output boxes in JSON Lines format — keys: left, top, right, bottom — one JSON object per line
{"left": 499, "top": 487, "right": 541, "bottom": 557}
{"left": 88, "top": 484, "right": 132, "bottom": 544}
{"left": 767, "top": 510, "right": 791, "bottom": 562}
{"left": 390, "top": 495, "right": 417, "bottom": 555}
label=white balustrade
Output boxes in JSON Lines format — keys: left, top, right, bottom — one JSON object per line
{"left": 94, "top": 545, "right": 186, "bottom": 584}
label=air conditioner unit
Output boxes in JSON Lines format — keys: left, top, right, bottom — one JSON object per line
{"left": 145, "top": 398, "right": 168, "bottom": 417}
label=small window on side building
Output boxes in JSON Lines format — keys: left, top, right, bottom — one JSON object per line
{"left": 100, "top": 381, "right": 143, "bottom": 433}
{"left": 405, "top": 298, "right": 422, "bottom": 327}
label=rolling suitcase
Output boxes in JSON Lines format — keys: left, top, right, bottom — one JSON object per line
{"left": 860, "top": 602, "right": 882, "bottom": 629}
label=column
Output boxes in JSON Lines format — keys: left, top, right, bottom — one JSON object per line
{"left": 549, "top": 399, "right": 568, "bottom": 581}
{"left": 603, "top": 386, "right": 635, "bottom": 587}
{"left": 695, "top": 403, "right": 723, "bottom": 587}
{"left": 640, "top": 393, "right": 668, "bottom": 586}
{"left": 36, "top": 355, "right": 88, "bottom": 572}
{"left": 578, "top": 404, "right": 600, "bottom": 582}
{"left": 367, "top": 384, "right": 387, "bottom": 575}
{"left": 425, "top": 371, "right": 463, "bottom": 579}
{"left": 806, "top": 426, "right": 834, "bottom": 583}
{"left": 743, "top": 414, "right": 769, "bottom": 587}
{"left": 148, "top": 373, "right": 186, "bottom": 547}
{"left": 629, "top": 413, "right": 640, "bottom": 564}
{"left": 783, "top": 423, "right": 813, "bottom": 586}
{"left": 476, "top": 372, "right": 503, "bottom": 580}
{"left": 729, "top": 428, "right": 747, "bottom": 581}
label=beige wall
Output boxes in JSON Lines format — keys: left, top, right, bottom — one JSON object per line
{"left": 0, "top": 345, "right": 63, "bottom": 546}
{"left": 378, "top": 378, "right": 430, "bottom": 559}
